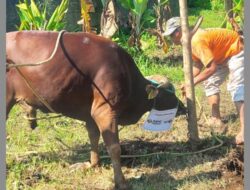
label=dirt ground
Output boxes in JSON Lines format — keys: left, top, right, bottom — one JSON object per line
{"left": 6, "top": 73, "right": 244, "bottom": 190}
{"left": 116, "top": 82, "right": 245, "bottom": 190}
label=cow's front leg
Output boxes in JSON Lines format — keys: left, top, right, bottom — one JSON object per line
{"left": 93, "top": 108, "right": 128, "bottom": 190}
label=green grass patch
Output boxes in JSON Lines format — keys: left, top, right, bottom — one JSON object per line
{"left": 189, "top": 8, "right": 226, "bottom": 28}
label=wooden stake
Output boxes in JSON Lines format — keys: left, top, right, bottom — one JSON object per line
{"left": 178, "top": 0, "right": 199, "bottom": 142}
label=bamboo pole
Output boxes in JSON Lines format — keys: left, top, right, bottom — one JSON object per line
{"left": 178, "top": 0, "right": 199, "bottom": 141}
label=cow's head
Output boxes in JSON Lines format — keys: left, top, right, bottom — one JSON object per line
{"left": 145, "top": 75, "right": 186, "bottom": 116}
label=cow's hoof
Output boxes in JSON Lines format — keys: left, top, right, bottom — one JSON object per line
{"left": 30, "top": 123, "right": 37, "bottom": 130}
{"left": 69, "top": 162, "right": 92, "bottom": 172}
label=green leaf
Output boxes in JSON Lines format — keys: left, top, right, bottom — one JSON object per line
{"left": 16, "top": 0, "right": 68, "bottom": 31}
{"left": 30, "top": 0, "right": 41, "bottom": 17}
{"left": 119, "top": 0, "right": 134, "bottom": 10}
{"left": 16, "top": 3, "right": 28, "bottom": 10}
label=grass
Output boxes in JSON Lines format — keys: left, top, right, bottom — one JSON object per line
{"left": 6, "top": 4, "right": 244, "bottom": 190}
{"left": 6, "top": 86, "right": 241, "bottom": 189}
{"left": 189, "top": 8, "right": 226, "bottom": 28}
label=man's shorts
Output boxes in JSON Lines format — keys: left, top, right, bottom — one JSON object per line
{"left": 227, "top": 51, "right": 244, "bottom": 102}
{"left": 203, "top": 64, "right": 229, "bottom": 97}
{"left": 203, "top": 51, "right": 244, "bottom": 102}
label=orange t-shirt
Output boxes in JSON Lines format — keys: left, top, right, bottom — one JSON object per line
{"left": 191, "top": 28, "right": 243, "bottom": 67}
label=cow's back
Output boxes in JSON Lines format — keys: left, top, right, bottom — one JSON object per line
{"left": 6, "top": 31, "right": 148, "bottom": 122}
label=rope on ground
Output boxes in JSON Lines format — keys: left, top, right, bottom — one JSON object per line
{"left": 7, "top": 96, "right": 224, "bottom": 160}
{"left": 6, "top": 133, "right": 223, "bottom": 160}
{"left": 100, "top": 134, "right": 223, "bottom": 159}
{"left": 23, "top": 114, "right": 63, "bottom": 121}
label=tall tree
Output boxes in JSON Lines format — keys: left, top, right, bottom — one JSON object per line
{"left": 178, "top": 0, "right": 199, "bottom": 142}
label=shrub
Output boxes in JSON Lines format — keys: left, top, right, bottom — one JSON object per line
{"left": 16, "top": 0, "right": 69, "bottom": 31}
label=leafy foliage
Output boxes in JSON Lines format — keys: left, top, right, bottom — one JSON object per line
{"left": 16, "top": 0, "right": 69, "bottom": 31}
{"left": 211, "top": 0, "right": 224, "bottom": 11}
{"left": 119, "top": 0, "right": 154, "bottom": 47}
{"left": 187, "top": 0, "right": 212, "bottom": 9}
{"left": 221, "top": 0, "right": 244, "bottom": 29}
{"left": 231, "top": 0, "right": 244, "bottom": 26}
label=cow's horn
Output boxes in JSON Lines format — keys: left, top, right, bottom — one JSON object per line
{"left": 190, "top": 16, "right": 203, "bottom": 37}
{"left": 156, "top": 77, "right": 169, "bottom": 89}
{"left": 146, "top": 75, "right": 169, "bottom": 89}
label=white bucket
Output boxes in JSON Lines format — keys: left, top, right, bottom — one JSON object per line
{"left": 142, "top": 108, "right": 177, "bottom": 131}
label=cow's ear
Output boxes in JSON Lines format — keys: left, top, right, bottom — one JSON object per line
{"left": 146, "top": 85, "right": 159, "bottom": 99}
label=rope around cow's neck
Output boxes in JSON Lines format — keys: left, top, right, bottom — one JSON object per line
{"left": 7, "top": 30, "right": 66, "bottom": 69}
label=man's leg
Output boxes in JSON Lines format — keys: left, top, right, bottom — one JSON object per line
{"left": 208, "top": 93, "right": 221, "bottom": 120}
{"left": 227, "top": 51, "right": 244, "bottom": 145}
{"left": 203, "top": 64, "right": 229, "bottom": 126}
{"left": 234, "top": 101, "right": 244, "bottom": 145}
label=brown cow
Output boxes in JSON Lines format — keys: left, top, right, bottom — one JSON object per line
{"left": 6, "top": 31, "right": 185, "bottom": 189}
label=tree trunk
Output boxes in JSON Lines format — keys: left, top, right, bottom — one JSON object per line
{"left": 225, "top": 0, "right": 233, "bottom": 18}
{"left": 100, "top": 0, "right": 118, "bottom": 38}
{"left": 178, "top": 0, "right": 199, "bottom": 142}
{"left": 221, "top": 0, "right": 233, "bottom": 28}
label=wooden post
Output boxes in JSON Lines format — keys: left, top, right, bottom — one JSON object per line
{"left": 178, "top": 0, "right": 199, "bottom": 142}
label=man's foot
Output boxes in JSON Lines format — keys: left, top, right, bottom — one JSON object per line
{"left": 206, "top": 117, "right": 227, "bottom": 134}
{"left": 235, "top": 132, "right": 244, "bottom": 145}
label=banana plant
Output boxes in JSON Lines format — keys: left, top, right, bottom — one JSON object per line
{"left": 16, "top": 0, "right": 69, "bottom": 31}
{"left": 153, "top": 0, "right": 169, "bottom": 32}
{"left": 79, "top": 0, "right": 94, "bottom": 32}
{"left": 221, "top": 0, "right": 244, "bottom": 30}
{"left": 231, "top": 0, "right": 244, "bottom": 28}
{"left": 153, "top": 0, "right": 170, "bottom": 53}
{"left": 120, "top": 0, "right": 152, "bottom": 48}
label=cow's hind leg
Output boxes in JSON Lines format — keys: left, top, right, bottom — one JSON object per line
{"left": 69, "top": 117, "right": 100, "bottom": 170}
{"left": 92, "top": 107, "right": 128, "bottom": 190}
{"left": 6, "top": 81, "right": 16, "bottom": 119}
{"left": 20, "top": 102, "right": 38, "bottom": 130}
{"left": 6, "top": 97, "right": 16, "bottom": 120}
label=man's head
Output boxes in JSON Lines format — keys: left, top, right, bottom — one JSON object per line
{"left": 163, "top": 17, "right": 182, "bottom": 45}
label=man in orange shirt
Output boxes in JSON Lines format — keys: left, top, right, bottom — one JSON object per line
{"left": 163, "top": 17, "right": 244, "bottom": 145}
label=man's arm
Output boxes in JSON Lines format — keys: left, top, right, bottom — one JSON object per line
{"left": 193, "top": 61, "right": 217, "bottom": 86}
{"left": 193, "top": 61, "right": 203, "bottom": 77}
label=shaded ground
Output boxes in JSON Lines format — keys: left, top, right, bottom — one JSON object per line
{"left": 6, "top": 74, "right": 243, "bottom": 190}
